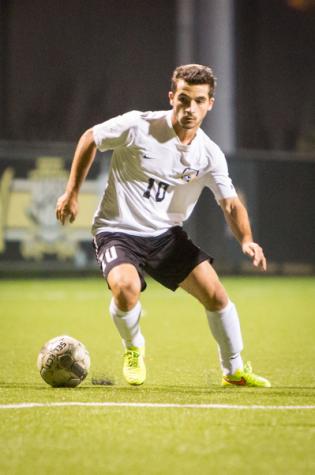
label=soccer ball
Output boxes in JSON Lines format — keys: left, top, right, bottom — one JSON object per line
{"left": 37, "top": 335, "right": 90, "bottom": 387}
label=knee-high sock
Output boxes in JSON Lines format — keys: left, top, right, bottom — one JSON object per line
{"left": 109, "top": 298, "right": 145, "bottom": 349}
{"left": 206, "top": 300, "right": 243, "bottom": 375}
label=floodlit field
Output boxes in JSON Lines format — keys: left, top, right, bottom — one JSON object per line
{"left": 0, "top": 276, "right": 314, "bottom": 474}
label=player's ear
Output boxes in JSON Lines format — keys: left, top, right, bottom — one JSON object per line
{"left": 208, "top": 97, "right": 215, "bottom": 111}
{"left": 168, "top": 91, "right": 174, "bottom": 106}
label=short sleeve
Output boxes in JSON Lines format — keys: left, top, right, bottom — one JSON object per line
{"left": 92, "top": 111, "right": 138, "bottom": 152}
{"left": 206, "top": 149, "right": 238, "bottom": 203}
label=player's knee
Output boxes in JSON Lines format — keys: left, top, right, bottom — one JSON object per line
{"left": 110, "top": 276, "right": 141, "bottom": 310}
{"left": 204, "top": 281, "right": 229, "bottom": 312}
{"left": 206, "top": 298, "right": 227, "bottom": 312}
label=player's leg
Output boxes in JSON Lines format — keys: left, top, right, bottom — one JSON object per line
{"left": 93, "top": 234, "right": 146, "bottom": 385}
{"left": 143, "top": 227, "right": 243, "bottom": 375}
{"left": 107, "top": 263, "right": 144, "bottom": 348}
{"left": 179, "top": 260, "right": 270, "bottom": 387}
{"left": 179, "top": 260, "right": 244, "bottom": 375}
{"left": 107, "top": 263, "right": 146, "bottom": 385}
{"left": 104, "top": 263, "right": 146, "bottom": 385}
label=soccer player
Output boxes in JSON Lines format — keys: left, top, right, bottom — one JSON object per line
{"left": 56, "top": 64, "right": 271, "bottom": 388}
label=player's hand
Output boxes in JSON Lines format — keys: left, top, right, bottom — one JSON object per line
{"left": 56, "top": 192, "right": 78, "bottom": 225}
{"left": 242, "top": 241, "right": 267, "bottom": 271}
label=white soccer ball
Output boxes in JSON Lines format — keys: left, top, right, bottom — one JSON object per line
{"left": 37, "top": 335, "right": 90, "bottom": 387}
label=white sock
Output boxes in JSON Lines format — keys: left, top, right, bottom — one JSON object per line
{"left": 109, "top": 298, "right": 145, "bottom": 349}
{"left": 206, "top": 300, "right": 243, "bottom": 375}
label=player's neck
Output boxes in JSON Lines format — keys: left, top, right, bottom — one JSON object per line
{"left": 172, "top": 123, "right": 198, "bottom": 145}
{"left": 171, "top": 118, "right": 198, "bottom": 145}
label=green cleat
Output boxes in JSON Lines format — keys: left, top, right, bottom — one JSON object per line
{"left": 222, "top": 361, "right": 271, "bottom": 388}
{"left": 123, "top": 346, "right": 146, "bottom": 386}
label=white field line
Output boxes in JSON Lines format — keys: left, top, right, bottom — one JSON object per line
{"left": 0, "top": 402, "right": 315, "bottom": 410}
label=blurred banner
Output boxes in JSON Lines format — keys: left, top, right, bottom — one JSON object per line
{"left": 0, "top": 142, "right": 314, "bottom": 276}
{"left": 0, "top": 142, "right": 109, "bottom": 275}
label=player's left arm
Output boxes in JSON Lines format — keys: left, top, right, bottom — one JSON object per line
{"left": 219, "top": 196, "right": 267, "bottom": 271}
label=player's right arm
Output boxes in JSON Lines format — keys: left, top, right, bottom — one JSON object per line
{"left": 56, "top": 111, "right": 138, "bottom": 224}
{"left": 56, "top": 129, "right": 96, "bottom": 225}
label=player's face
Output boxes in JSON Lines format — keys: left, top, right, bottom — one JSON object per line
{"left": 169, "top": 80, "right": 214, "bottom": 131}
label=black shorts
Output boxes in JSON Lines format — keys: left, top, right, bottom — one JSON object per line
{"left": 93, "top": 226, "right": 213, "bottom": 292}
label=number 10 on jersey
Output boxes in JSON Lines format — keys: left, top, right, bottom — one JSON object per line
{"left": 143, "top": 178, "right": 169, "bottom": 202}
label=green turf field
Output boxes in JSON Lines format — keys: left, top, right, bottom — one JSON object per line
{"left": 0, "top": 276, "right": 314, "bottom": 474}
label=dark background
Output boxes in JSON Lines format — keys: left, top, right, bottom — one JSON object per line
{"left": 0, "top": 0, "right": 176, "bottom": 141}
{"left": 235, "top": 0, "right": 315, "bottom": 151}
{"left": 1, "top": 0, "right": 315, "bottom": 150}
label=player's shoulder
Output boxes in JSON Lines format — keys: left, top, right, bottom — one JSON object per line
{"left": 139, "top": 110, "right": 169, "bottom": 120}
{"left": 115, "top": 110, "right": 143, "bottom": 126}
{"left": 116, "top": 110, "right": 167, "bottom": 131}
{"left": 121, "top": 109, "right": 167, "bottom": 123}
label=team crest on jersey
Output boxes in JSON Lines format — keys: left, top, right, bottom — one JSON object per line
{"left": 181, "top": 168, "right": 199, "bottom": 182}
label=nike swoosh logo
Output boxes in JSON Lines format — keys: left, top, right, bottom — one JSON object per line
{"left": 223, "top": 376, "right": 247, "bottom": 386}
{"left": 142, "top": 154, "right": 157, "bottom": 160}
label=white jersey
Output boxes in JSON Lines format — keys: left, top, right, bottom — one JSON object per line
{"left": 92, "top": 110, "right": 237, "bottom": 236}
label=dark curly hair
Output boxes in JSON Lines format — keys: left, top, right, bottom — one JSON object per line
{"left": 171, "top": 64, "right": 216, "bottom": 98}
